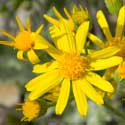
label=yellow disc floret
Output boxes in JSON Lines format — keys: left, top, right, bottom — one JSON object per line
{"left": 22, "top": 100, "right": 41, "bottom": 121}
{"left": 15, "top": 31, "right": 34, "bottom": 51}
{"left": 58, "top": 53, "right": 88, "bottom": 80}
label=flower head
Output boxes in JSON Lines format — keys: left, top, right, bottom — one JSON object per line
{"left": 0, "top": 16, "right": 48, "bottom": 64}
{"left": 58, "top": 53, "right": 89, "bottom": 80}
{"left": 17, "top": 100, "right": 41, "bottom": 121}
{"left": 25, "top": 19, "right": 122, "bottom": 116}
{"left": 89, "top": 5, "right": 125, "bottom": 49}
{"left": 71, "top": 5, "right": 89, "bottom": 25}
{"left": 88, "top": 6, "right": 125, "bottom": 79}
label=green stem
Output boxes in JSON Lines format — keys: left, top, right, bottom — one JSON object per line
{"left": 104, "top": 99, "right": 125, "bottom": 119}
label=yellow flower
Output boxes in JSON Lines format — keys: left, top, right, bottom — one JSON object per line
{"left": 0, "top": 16, "right": 48, "bottom": 64}
{"left": 25, "top": 20, "right": 122, "bottom": 116}
{"left": 89, "top": 6, "right": 125, "bottom": 49}
{"left": 71, "top": 5, "right": 89, "bottom": 25}
{"left": 17, "top": 100, "right": 41, "bottom": 121}
{"left": 88, "top": 6, "right": 125, "bottom": 79}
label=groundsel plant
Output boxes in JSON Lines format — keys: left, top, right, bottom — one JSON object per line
{"left": 0, "top": 2, "right": 125, "bottom": 122}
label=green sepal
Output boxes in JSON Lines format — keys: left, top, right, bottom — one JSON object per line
{"left": 37, "top": 99, "right": 48, "bottom": 116}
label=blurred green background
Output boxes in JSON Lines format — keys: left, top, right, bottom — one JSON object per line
{"left": 0, "top": 0, "right": 125, "bottom": 125}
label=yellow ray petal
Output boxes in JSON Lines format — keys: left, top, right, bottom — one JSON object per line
{"left": 76, "top": 21, "right": 89, "bottom": 53}
{"left": 60, "top": 20, "right": 76, "bottom": 52}
{"left": 0, "top": 30, "right": 15, "bottom": 40}
{"left": 31, "top": 31, "right": 62, "bottom": 59}
{"left": 31, "top": 33, "right": 48, "bottom": 49}
{"left": 46, "top": 47, "right": 62, "bottom": 59}
{"left": 49, "top": 19, "right": 76, "bottom": 52}
{"left": 72, "top": 81, "right": 87, "bottom": 116}
{"left": 63, "top": 22, "right": 76, "bottom": 52}
{"left": 72, "top": 5, "right": 77, "bottom": 14}
{"left": 79, "top": 78, "right": 103, "bottom": 105}
{"left": 28, "top": 71, "right": 63, "bottom": 100}
{"left": 16, "top": 16, "right": 25, "bottom": 31}
{"left": 28, "top": 79, "right": 60, "bottom": 100}
{"left": 96, "top": 10, "right": 112, "bottom": 40}
{"left": 48, "top": 19, "right": 75, "bottom": 52}
{"left": 44, "top": 94, "right": 58, "bottom": 102}
{"left": 63, "top": 8, "right": 72, "bottom": 19}
{"left": 49, "top": 25, "right": 65, "bottom": 39}
{"left": 89, "top": 46, "right": 120, "bottom": 59}
{"left": 36, "top": 24, "right": 44, "bottom": 34}
{"left": 90, "top": 56, "right": 122, "bottom": 71}
{"left": 56, "top": 79, "right": 70, "bottom": 115}
{"left": 85, "top": 72, "right": 114, "bottom": 92}
{"left": 25, "top": 74, "right": 44, "bottom": 91}
{"left": 88, "top": 33, "right": 105, "bottom": 48}
{"left": 49, "top": 25, "right": 67, "bottom": 51}
{"left": 17, "top": 50, "right": 25, "bottom": 61}
{"left": 25, "top": 70, "right": 61, "bottom": 91}
{"left": 26, "top": 17, "right": 31, "bottom": 32}
{"left": 0, "top": 41, "right": 14, "bottom": 47}
{"left": 53, "top": 6, "right": 63, "bottom": 19}
{"left": 115, "top": 6, "right": 125, "bottom": 37}
{"left": 26, "top": 70, "right": 56, "bottom": 90}
{"left": 27, "top": 49, "right": 40, "bottom": 64}
{"left": 44, "top": 14, "right": 60, "bottom": 26}
{"left": 82, "top": 48, "right": 97, "bottom": 55}
{"left": 33, "top": 61, "right": 58, "bottom": 73}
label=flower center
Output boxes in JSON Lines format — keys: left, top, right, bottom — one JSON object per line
{"left": 105, "top": 37, "right": 125, "bottom": 58}
{"left": 58, "top": 53, "right": 88, "bottom": 80}
{"left": 22, "top": 100, "right": 41, "bottom": 121}
{"left": 15, "top": 31, "right": 34, "bottom": 51}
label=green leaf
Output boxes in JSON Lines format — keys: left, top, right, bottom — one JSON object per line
{"left": 104, "top": 0, "right": 123, "bottom": 14}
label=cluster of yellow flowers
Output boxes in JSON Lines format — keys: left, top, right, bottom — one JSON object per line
{"left": 0, "top": 5, "right": 125, "bottom": 121}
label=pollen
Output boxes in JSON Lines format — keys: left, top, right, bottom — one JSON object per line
{"left": 58, "top": 53, "right": 88, "bottom": 80}
{"left": 15, "top": 31, "right": 34, "bottom": 51}
{"left": 21, "top": 100, "right": 41, "bottom": 121}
